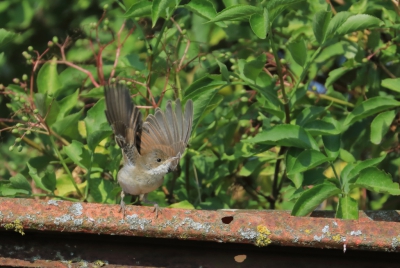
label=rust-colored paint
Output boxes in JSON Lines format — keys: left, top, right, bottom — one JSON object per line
{"left": 0, "top": 197, "right": 399, "bottom": 253}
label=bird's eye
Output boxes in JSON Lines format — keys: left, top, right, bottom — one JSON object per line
{"left": 156, "top": 158, "right": 162, "bottom": 162}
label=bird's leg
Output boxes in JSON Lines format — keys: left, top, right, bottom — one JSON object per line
{"left": 140, "top": 193, "right": 161, "bottom": 218}
{"left": 119, "top": 191, "right": 126, "bottom": 217}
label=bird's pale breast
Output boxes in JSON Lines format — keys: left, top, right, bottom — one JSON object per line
{"left": 117, "top": 164, "right": 165, "bottom": 196}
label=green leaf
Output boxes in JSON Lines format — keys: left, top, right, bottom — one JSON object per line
{"left": 63, "top": 140, "right": 91, "bottom": 170}
{"left": 169, "top": 200, "right": 195, "bottom": 209}
{"left": 243, "top": 125, "right": 319, "bottom": 150}
{"left": 183, "top": 75, "right": 226, "bottom": 102}
{"left": 58, "top": 66, "right": 97, "bottom": 89}
{"left": 27, "top": 162, "right": 51, "bottom": 193}
{"left": 237, "top": 54, "right": 267, "bottom": 84}
{"left": 192, "top": 92, "right": 223, "bottom": 130}
{"left": 336, "top": 14, "right": 384, "bottom": 36}
{"left": 370, "top": 110, "right": 396, "bottom": 145}
{"left": 44, "top": 95, "right": 61, "bottom": 127}
{"left": 326, "top": 63, "right": 361, "bottom": 87}
{"left": 52, "top": 109, "right": 83, "bottom": 137}
{"left": 239, "top": 158, "right": 263, "bottom": 176}
{"left": 123, "top": 0, "right": 152, "bottom": 18}
{"left": 0, "top": 185, "right": 29, "bottom": 196}
{"left": 312, "top": 11, "right": 331, "bottom": 44}
{"left": 325, "top": 11, "right": 353, "bottom": 38}
{"left": 345, "top": 154, "right": 386, "bottom": 184}
{"left": 249, "top": 8, "right": 269, "bottom": 39}
{"left": 256, "top": 82, "right": 284, "bottom": 120}
{"left": 266, "top": 0, "right": 306, "bottom": 23}
{"left": 34, "top": 93, "right": 46, "bottom": 117}
{"left": 340, "top": 163, "right": 355, "bottom": 193}
{"left": 295, "top": 106, "right": 325, "bottom": 126}
{"left": 215, "top": 59, "right": 230, "bottom": 82}
{"left": 291, "top": 181, "right": 341, "bottom": 216}
{"left": 339, "top": 149, "right": 356, "bottom": 163}
{"left": 322, "top": 134, "right": 340, "bottom": 160}
{"left": 208, "top": 4, "right": 261, "bottom": 23}
{"left": 84, "top": 99, "right": 112, "bottom": 151}
{"left": 184, "top": 76, "right": 226, "bottom": 130}
{"left": 0, "top": 28, "right": 17, "bottom": 48}
{"left": 80, "top": 86, "right": 105, "bottom": 99}
{"left": 287, "top": 38, "right": 307, "bottom": 67}
{"left": 285, "top": 148, "right": 304, "bottom": 188}
{"left": 57, "top": 89, "right": 80, "bottom": 120}
{"left": 185, "top": 0, "right": 226, "bottom": 28}
{"left": 315, "top": 42, "right": 345, "bottom": 63}
{"left": 355, "top": 167, "right": 400, "bottom": 195}
{"left": 304, "top": 118, "right": 341, "bottom": 136}
{"left": 349, "top": 0, "right": 368, "bottom": 14}
{"left": 151, "top": 0, "right": 177, "bottom": 27}
{"left": 42, "top": 170, "right": 56, "bottom": 193}
{"left": 10, "top": 174, "right": 32, "bottom": 194}
{"left": 288, "top": 149, "right": 331, "bottom": 175}
{"left": 89, "top": 177, "right": 115, "bottom": 204}
{"left": 56, "top": 174, "right": 86, "bottom": 197}
{"left": 381, "top": 78, "right": 400, "bottom": 93}
{"left": 37, "top": 57, "right": 62, "bottom": 97}
{"left": 336, "top": 196, "right": 358, "bottom": 219}
{"left": 343, "top": 97, "right": 400, "bottom": 127}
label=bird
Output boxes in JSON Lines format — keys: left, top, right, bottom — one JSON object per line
{"left": 104, "top": 84, "right": 193, "bottom": 217}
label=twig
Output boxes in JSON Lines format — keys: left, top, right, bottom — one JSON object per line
{"left": 49, "top": 136, "right": 83, "bottom": 198}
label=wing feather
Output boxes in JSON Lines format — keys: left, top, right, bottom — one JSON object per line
{"left": 104, "top": 84, "right": 142, "bottom": 164}
{"left": 140, "top": 99, "right": 194, "bottom": 170}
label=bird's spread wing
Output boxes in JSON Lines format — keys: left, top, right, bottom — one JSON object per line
{"left": 104, "top": 84, "right": 142, "bottom": 164}
{"left": 141, "top": 99, "right": 193, "bottom": 170}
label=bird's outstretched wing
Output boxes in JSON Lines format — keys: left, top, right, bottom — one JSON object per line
{"left": 140, "top": 99, "right": 193, "bottom": 170}
{"left": 104, "top": 84, "right": 143, "bottom": 164}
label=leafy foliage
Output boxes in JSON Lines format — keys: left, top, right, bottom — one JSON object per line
{"left": 1, "top": 0, "right": 400, "bottom": 219}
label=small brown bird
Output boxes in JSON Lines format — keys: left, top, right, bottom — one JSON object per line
{"left": 104, "top": 84, "right": 193, "bottom": 217}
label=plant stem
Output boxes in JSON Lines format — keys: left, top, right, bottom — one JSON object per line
{"left": 49, "top": 136, "right": 83, "bottom": 197}
{"left": 294, "top": 46, "right": 323, "bottom": 91}
{"left": 32, "top": 194, "right": 80, "bottom": 202}
{"left": 331, "top": 162, "right": 341, "bottom": 184}
{"left": 313, "top": 92, "right": 354, "bottom": 108}
{"left": 175, "top": 72, "right": 183, "bottom": 100}
{"left": 153, "top": 20, "right": 169, "bottom": 57}
{"left": 269, "top": 37, "right": 291, "bottom": 124}
{"left": 84, "top": 151, "right": 94, "bottom": 200}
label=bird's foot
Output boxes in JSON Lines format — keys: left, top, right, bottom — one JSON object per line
{"left": 152, "top": 203, "right": 162, "bottom": 218}
{"left": 119, "top": 199, "right": 126, "bottom": 217}
{"left": 119, "top": 191, "right": 126, "bottom": 218}
{"left": 141, "top": 194, "right": 162, "bottom": 218}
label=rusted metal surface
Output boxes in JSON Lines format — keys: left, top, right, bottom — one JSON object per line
{"left": 0, "top": 198, "right": 400, "bottom": 251}
{"left": 0, "top": 197, "right": 400, "bottom": 267}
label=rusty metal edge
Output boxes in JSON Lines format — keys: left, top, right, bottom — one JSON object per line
{"left": 0, "top": 197, "right": 399, "bottom": 252}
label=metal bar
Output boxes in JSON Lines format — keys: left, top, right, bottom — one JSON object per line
{"left": 0, "top": 197, "right": 399, "bottom": 254}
